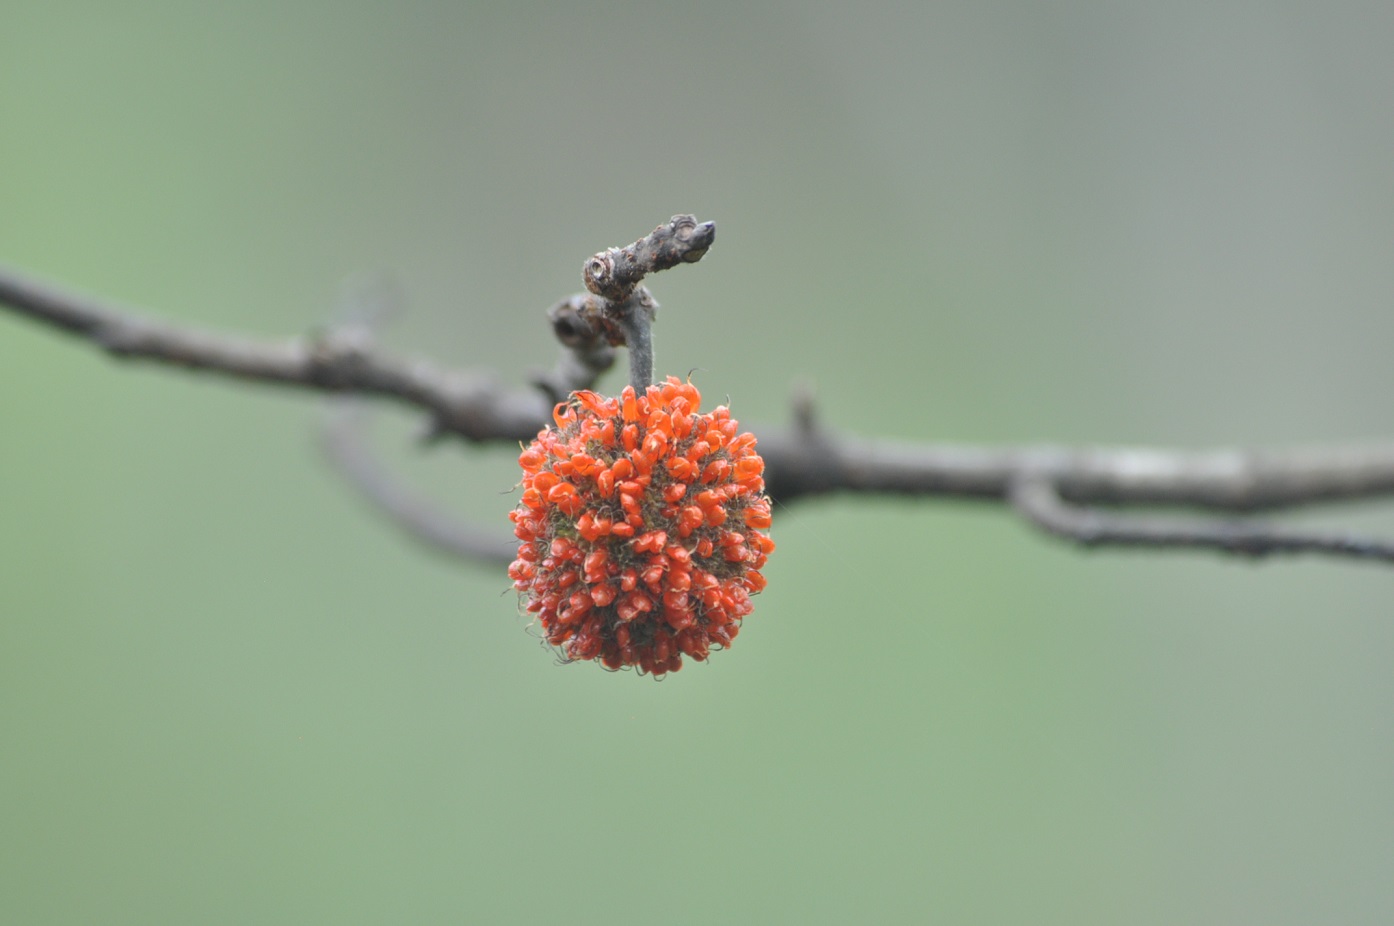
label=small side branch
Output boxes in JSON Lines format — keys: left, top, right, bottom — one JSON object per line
{"left": 581, "top": 214, "right": 715, "bottom": 389}
{"left": 319, "top": 401, "right": 515, "bottom": 565}
{"left": 582, "top": 214, "right": 716, "bottom": 304}
{"left": 527, "top": 293, "right": 616, "bottom": 405}
{"left": 1008, "top": 473, "right": 1394, "bottom": 563}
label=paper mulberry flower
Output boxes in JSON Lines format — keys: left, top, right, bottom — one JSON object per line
{"left": 508, "top": 375, "right": 774, "bottom": 677}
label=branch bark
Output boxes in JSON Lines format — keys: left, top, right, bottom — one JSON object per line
{"left": 0, "top": 261, "right": 553, "bottom": 443}
{"left": 1007, "top": 473, "right": 1394, "bottom": 563}
{"left": 5, "top": 221, "right": 1394, "bottom": 570}
{"left": 580, "top": 214, "right": 715, "bottom": 389}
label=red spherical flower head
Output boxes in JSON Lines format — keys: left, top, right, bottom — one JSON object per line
{"left": 508, "top": 376, "right": 774, "bottom": 677}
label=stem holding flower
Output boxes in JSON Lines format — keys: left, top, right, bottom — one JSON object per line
{"left": 582, "top": 214, "right": 716, "bottom": 391}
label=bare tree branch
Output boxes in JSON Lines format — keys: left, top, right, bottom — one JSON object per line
{"left": 1008, "top": 473, "right": 1394, "bottom": 563}
{"left": 581, "top": 215, "right": 716, "bottom": 304}
{"left": 758, "top": 424, "right": 1394, "bottom": 512}
{"left": 318, "top": 401, "right": 515, "bottom": 565}
{"left": 0, "top": 260, "right": 552, "bottom": 443}
{"left": 527, "top": 293, "right": 617, "bottom": 405}
{"left": 578, "top": 214, "right": 716, "bottom": 389}
{"left": 6, "top": 213, "right": 1394, "bottom": 570}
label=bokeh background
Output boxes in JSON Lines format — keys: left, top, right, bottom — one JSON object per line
{"left": 4, "top": 2, "right": 1394, "bottom": 922}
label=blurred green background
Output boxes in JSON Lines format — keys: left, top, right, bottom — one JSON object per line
{"left": 4, "top": 2, "right": 1394, "bottom": 923}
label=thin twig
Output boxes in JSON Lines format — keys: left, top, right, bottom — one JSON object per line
{"left": 581, "top": 214, "right": 715, "bottom": 389}
{"left": 1008, "top": 473, "right": 1394, "bottom": 563}
{"left": 319, "top": 401, "right": 516, "bottom": 565}
{"left": 582, "top": 215, "right": 716, "bottom": 304}
{"left": 527, "top": 293, "right": 617, "bottom": 404}
{"left": 315, "top": 276, "right": 521, "bottom": 564}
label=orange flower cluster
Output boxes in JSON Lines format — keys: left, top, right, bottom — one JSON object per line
{"left": 509, "top": 376, "right": 773, "bottom": 676}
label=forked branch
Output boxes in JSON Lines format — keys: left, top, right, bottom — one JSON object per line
{"left": 4, "top": 215, "right": 1394, "bottom": 569}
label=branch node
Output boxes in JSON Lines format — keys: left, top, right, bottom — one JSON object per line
{"left": 573, "top": 215, "right": 715, "bottom": 390}
{"left": 582, "top": 214, "right": 715, "bottom": 303}
{"left": 532, "top": 294, "right": 617, "bottom": 402}
{"left": 306, "top": 326, "right": 374, "bottom": 389}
